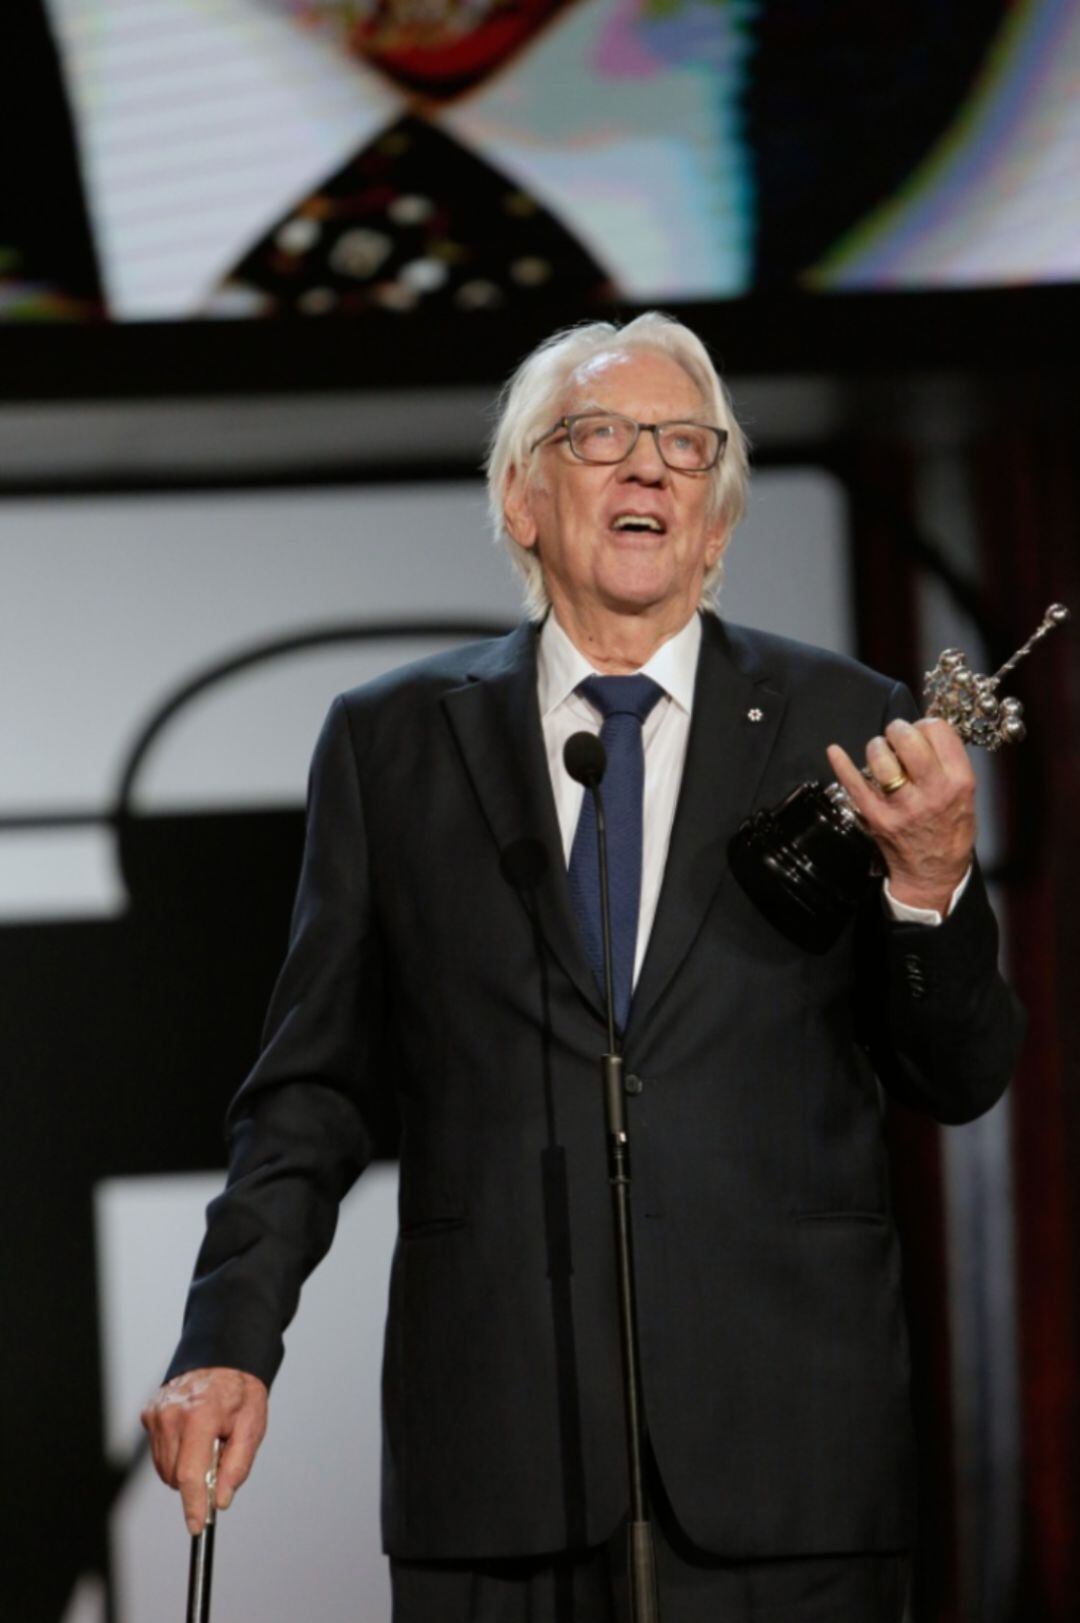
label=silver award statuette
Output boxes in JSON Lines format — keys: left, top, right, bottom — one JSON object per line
{"left": 186, "top": 1439, "right": 222, "bottom": 1623}
{"left": 729, "top": 603, "right": 1071, "bottom": 952}
{"left": 923, "top": 603, "right": 1071, "bottom": 748}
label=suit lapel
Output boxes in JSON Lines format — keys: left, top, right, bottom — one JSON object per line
{"left": 441, "top": 622, "right": 605, "bottom": 1020}
{"left": 627, "top": 615, "right": 788, "bottom": 1041}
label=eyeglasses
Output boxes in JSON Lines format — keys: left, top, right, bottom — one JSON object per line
{"left": 531, "top": 412, "right": 728, "bottom": 472}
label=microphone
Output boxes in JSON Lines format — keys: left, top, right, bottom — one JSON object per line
{"left": 563, "top": 730, "right": 606, "bottom": 791}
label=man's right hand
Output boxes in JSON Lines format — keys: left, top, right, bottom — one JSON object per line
{"left": 141, "top": 1367, "right": 269, "bottom": 1534}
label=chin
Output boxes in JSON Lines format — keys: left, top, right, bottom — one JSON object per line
{"left": 597, "top": 562, "right": 677, "bottom": 612}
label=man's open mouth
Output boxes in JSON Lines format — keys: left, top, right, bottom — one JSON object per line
{"left": 611, "top": 514, "right": 665, "bottom": 533}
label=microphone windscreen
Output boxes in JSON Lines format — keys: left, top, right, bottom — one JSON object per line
{"left": 563, "top": 731, "right": 606, "bottom": 788}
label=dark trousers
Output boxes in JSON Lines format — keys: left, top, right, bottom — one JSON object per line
{"left": 391, "top": 1469, "right": 910, "bottom": 1623}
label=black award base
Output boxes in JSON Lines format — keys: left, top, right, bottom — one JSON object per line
{"left": 729, "top": 781, "right": 876, "bottom": 954}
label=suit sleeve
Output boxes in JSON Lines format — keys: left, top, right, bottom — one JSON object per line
{"left": 855, "top": 681, "right": 1026, "bottom": 1125}
{"left": 165, "top": 696, "right": 387, "bottom": 1387}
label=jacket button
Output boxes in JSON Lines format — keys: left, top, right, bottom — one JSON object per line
{"left": 625, "top": 1073, "right": 644, "bottom": 1096}
{"left": 903, "top": 953, "right": 927, "bottom": 998}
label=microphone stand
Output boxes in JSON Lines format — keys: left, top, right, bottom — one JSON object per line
{"left": 589, "top": 779, "right": 662, "bottom": 1623}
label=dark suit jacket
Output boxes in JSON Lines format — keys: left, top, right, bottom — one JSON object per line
{"left": 168, "top": 613, "right": 1024, "bottom": 1560}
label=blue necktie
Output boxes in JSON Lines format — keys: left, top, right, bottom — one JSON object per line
{"left": 567, "top": 674, "right": 664, "bottom": 1033}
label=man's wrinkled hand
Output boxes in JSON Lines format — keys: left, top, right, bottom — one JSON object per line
{"left": 141, "top": 1367, "right": 269, "bottom": 1534}
{"left": 826, "top": 716, "right": 976, "bottom": 917}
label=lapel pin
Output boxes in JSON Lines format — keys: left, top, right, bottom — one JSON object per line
{"left": 747, "top": 707, "right": 764, "bottom": 723}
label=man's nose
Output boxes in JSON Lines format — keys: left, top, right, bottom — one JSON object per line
{"left": 619, "top": 428, "right": 668, "bottom": 482}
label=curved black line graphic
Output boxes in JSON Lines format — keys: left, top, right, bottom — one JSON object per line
{"left": 0, "top": 619, "right": 513, "bottom": 833}
{"left": 112, "top": 618, "right": 513, "bottom": 814}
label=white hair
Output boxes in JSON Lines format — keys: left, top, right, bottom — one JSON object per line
{"left": 485, "top": 311, "right": 750, "bottom": 620}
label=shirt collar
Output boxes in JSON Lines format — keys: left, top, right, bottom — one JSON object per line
{"left": 537, "top": 610, "right": 702, "bottom": 717}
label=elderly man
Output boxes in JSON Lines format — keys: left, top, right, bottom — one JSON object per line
{"left": 144, "top": 313, "right": 1023, "bottom": 1622}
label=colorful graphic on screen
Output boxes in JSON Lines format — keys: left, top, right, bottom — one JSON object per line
{"left": 3, "top": 0, "right": 1078, "bottom": 322}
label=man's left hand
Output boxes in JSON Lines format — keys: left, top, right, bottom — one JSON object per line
{"left": 827, "top": 717, "right": 975, "bottom": 917}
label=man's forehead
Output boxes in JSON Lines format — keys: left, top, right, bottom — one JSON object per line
{"left": 568, "top": 348, "right": 637, "bottom": 387}
{"left": 563, "top": 348, "right": 702, "bottom": 411}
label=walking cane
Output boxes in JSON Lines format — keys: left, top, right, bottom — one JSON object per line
{"left": 186, "top": 1439, "right": 222, "bottom": 1623}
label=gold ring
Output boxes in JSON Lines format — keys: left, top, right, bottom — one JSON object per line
{"left": 879, "top": 772, "right": 910, "bottom": 796}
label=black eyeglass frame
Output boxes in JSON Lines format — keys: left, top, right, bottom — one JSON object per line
{"left": 530, "top": 412, "right": 729, "bottom": 471}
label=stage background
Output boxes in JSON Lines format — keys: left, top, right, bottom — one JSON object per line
{"left": 1, "top": 3, "right": 1077, "bottom": 1621}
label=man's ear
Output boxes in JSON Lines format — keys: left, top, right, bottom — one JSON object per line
{"left": 705, "top": 518, "right": 730, "bottom": 571}
{"left": 503, "top": 466, "right": 539, "bottom": 551}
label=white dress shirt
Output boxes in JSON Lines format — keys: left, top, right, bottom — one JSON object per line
{"left": 539, "top": 610, "right": 700, "bottom": 987}
{"left": 538, "top": 611, "right": 963, "bottom": 990}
